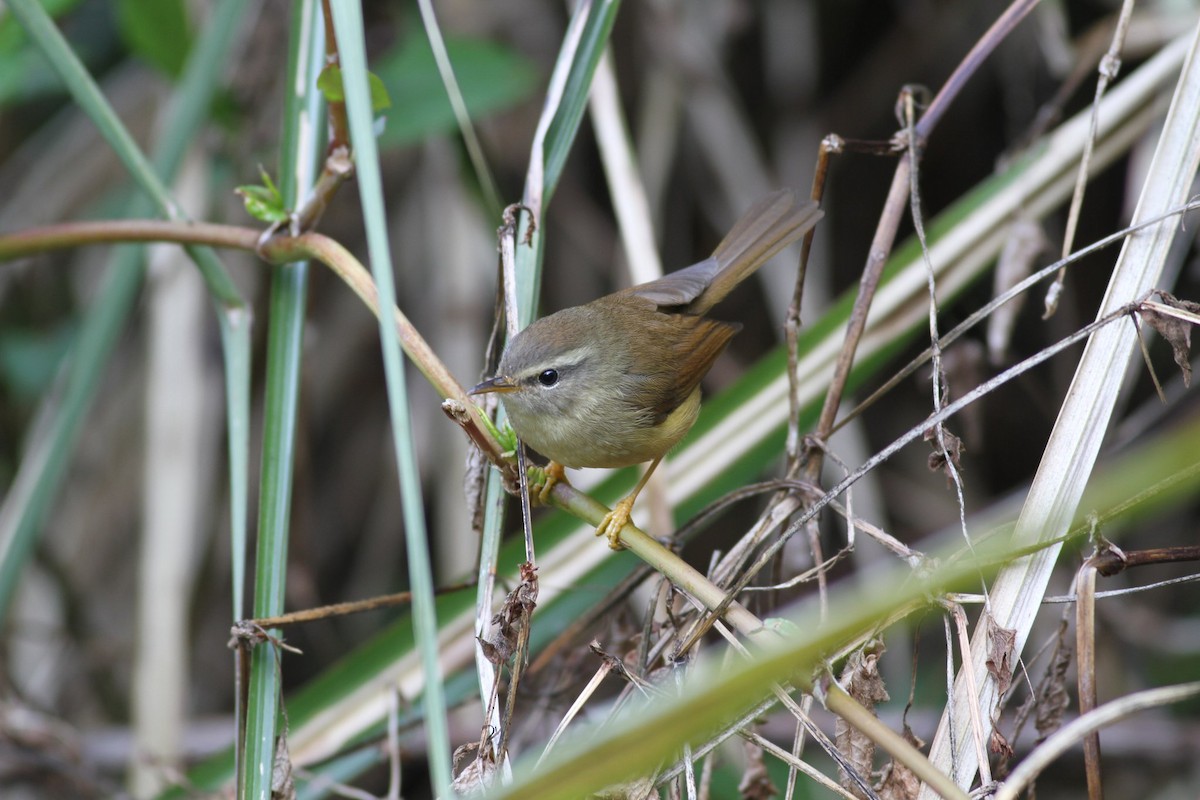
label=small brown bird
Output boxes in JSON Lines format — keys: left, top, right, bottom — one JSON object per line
{"left": 472, "top": 190, "right": 822, "bottom": 547}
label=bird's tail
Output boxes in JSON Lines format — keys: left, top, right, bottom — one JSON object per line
{"left": 693, "top": 189, "right": 822, "bottom": 314}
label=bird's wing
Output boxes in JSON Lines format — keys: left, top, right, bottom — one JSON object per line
{"left": 641, "top": 312, "right": 740, "bottom": 424}
{"left": 622, "top": 257, "right": 722, "bottom": 309}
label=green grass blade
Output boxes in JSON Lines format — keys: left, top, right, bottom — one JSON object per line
{"left": 540, "top": 0, "right": 620, "bottom": 202}
{"left": 241, "top": 263, "right": 310, "bottom": 800}
{"left": 329, "top": 2, "right": 453, "bottom": 792}
{"left": 414, "top": 0, "right": 503, "bottom": 219}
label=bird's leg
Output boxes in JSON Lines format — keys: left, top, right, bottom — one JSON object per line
{"left": 596, "top": 456, "right": 662, "bottom": 550}
{"left": 534, "top": 460, "right": 567, "bottom": 505}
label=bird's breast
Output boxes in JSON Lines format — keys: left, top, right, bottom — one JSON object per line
{"left": 503, "top": 385, "right": 701, "bottom": 469}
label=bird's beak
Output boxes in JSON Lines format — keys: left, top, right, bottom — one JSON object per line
{"left": 469, "top": 375, "right": 517, "bottom": 395}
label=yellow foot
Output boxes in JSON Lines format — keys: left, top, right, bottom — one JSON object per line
{"left": 534, "top": 461, "right": 567, "bottom": 506}
{"left": 596, "top": 495, "right": 636, "bottom": 550}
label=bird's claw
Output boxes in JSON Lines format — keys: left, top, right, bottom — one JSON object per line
{"left": 595, "top": 496, "right": 635, "bottom": 550}
{"left": 533, "top": 461, "right": 567, "bottom": 506}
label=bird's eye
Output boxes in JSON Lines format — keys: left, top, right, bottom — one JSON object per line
{"left": 538, "top": 369, "right": 559, "bottom": 387}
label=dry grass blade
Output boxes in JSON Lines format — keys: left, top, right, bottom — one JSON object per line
{"left": 1074, "top": 555, "right": 1102, "bottom": 798}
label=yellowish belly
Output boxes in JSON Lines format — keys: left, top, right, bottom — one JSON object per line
{"left": 506, "top": 388, "right": 701, "bottom": 469}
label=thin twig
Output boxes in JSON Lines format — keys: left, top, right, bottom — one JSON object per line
{"left": 902, "top": 82, "right": 979, "bottom": 570}
{"left": 784, "top": 134, "right": 840, "bottom": 464}
{"left": 240, "top": 581, "right": 473, "bottom": 629}
{"left": 1044, "top": 0, "right": 1137, "bottom": 317}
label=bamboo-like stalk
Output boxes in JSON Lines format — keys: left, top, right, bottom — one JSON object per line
{"left": 238, "top": 2, "right": 325, "bottom": 798}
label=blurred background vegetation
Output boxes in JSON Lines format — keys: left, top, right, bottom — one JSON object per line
{"left": 1, "top": 1, "right": 1199, "bottom": 798}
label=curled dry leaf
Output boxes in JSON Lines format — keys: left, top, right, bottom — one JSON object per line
{"left": 835, "top": 641, "right": 889, "bottom": 798}
{"left": 1140, "top": 291, "right": 1200, "bottom": 386}
{"left": 271, "top": 731, "right": 295, "bottom": 800}
{"left": 924, "top": 426, "right": 965, "bottom": 482}
{"left": 1034, "top": 619, "right": 1074, "bottom": 742}
{"left": 990, "top": 729, "right": 1014, "bottom": 759}
{"left": 451, "top": 741, "right": 497, "bottom": 796}
{"left": 737, "top": 738, "right": 777, "bottom": 800}
{"left": 985, "top": 618, "right": 1017, "bottom": 696}
{"left": 463, "top": 430, "right": 491, "bottom": 532}
{"left": 479, "top": 562, "right": 539, "bottom": 665}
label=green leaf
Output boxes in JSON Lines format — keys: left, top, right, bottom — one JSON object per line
{"left": 369, "top": 71, "right": 391, "bottom": 111}
{"left": 317, "top": 63, "right": 391, "bottom": 112}
{"left": 235, "top": 166, "right": 289, "bottom": 223}
{"left": 316, "top": 62, "right": 344, "bottom": 102}
{"left": 374, "top": 29, "right": 538, "bottom": 147}
{"left": 114, "top": 0, "right": 192, "bottom": 77}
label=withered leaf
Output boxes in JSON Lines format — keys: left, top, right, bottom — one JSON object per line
{"left": 990, "top": 729, "right": 1015, "bottom": 758}
{"left": 876, "top": 725, "right": 925, "bottom": 800}
{"left": 1142, "top": 291, "right": 1200, "bottom": 387}
{"left": 876, "top": 761, "right": 920, "bottom": 800}
{"left": 451, "top": 741, "right": 497, "bottom": 796}
{"left": 835, "top": 641, "right": 889, "bottom": 798}
{"left": 985, "top": 619, "right": 1017, "bottom": 695}
{"left": 738, "top": 739, "right": 778, "bottom": 799}
{"left": 924, "top": 426, "right": 965, "bottom": 482}
{"left": 271, "top": 731, "right": 295, "bottom": 800}
{"left": 1034, "top": 621, "right": 1073, "bottom": 742}
{"left": 479, "top": 562, "right": 539, "bottom": 666}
